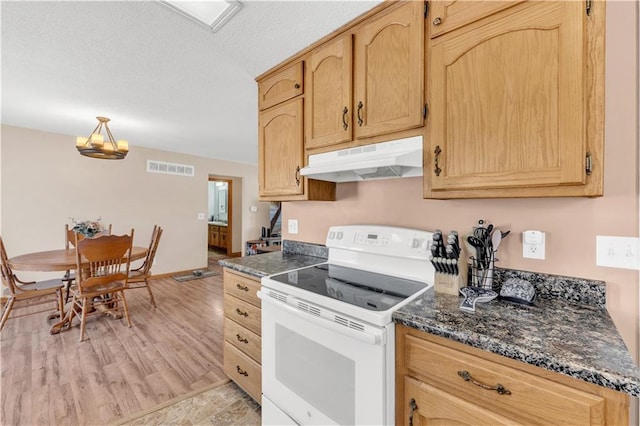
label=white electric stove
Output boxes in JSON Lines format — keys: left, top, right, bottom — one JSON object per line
{"left": 259, "top": 225, "right": 435, "bottom": 426}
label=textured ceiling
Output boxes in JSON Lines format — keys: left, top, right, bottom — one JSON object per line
{"left": 1, "top": 0, "right": 381, "bottom": 164}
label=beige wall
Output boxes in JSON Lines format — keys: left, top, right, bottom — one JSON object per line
{"left": 283, "top": 1, "right": 640, "bottom": 357}
{"left": 1, "top": 124, "right": 271, "bottom": 279}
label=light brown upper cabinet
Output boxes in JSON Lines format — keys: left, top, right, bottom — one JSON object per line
{"left": 305, "top": 1, "right": 425, "bottom": 151}
{"left": 258, "top": 97, "right": 335, "bottom": 201}
{"left": 305, "top": 35, "right": 353, "bottom": 150}
{"left": 354, "top": 1, "right": 425, "bottom": 139}
{"left": 258, "top": 62, "right": 303, "bottom": 111}
{"left": 424, "top": 0, "right": 605, "bottom": 198}
{"left": 428, "top": 1, "right": 523, "bottom": 38}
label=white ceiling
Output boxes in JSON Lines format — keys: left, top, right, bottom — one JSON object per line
{"left": 1, "top": 0, "right": 381, "bottom": 165}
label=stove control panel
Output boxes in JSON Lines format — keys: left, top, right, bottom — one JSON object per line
{"left": 326, "top": 225, "right": 434, "bottom": 259}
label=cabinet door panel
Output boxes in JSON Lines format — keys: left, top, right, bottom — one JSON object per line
{"left": 354, "top": 1, "right": 424, "bottom": 139}
{"left": 404, "top": 377, "right": 518, "bottom": 426}
{"left": 429, "top": 1, "right": 523, "bottom": 38}
{"left": 306, "top": 35, "right": 353, "bottom": 149}
{"left": 258, "top": 98, "right": 304, "bottom": 197}
{"left": 429, "top": 1, "right": 585, "bottom": 191}
{"left": 258, "top": 62, "right": 303, "bottom": 110}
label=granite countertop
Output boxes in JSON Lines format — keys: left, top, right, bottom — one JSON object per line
{"left": 394, "top": 272, "right": 640, "bottom": 397}
{"left": 218, "top": 240, "right": 327, "bottom": 278}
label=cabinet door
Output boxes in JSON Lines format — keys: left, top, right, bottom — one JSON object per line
{"left": 258, "top": 62, "right": 303, "bottom": 110}
{"left": 219, "top": 229, "right": 227, "bottom": 249}
{"left": 258, "top": 98, "right": 304, "bottom": 197}
{"left": 404, "top": 377, "right": 518, "bottom": 425}
{"left": 305, "top": 35, "right": 353, "bottom": 150}
{"left": 354, "top": 1, "right": 424, "bottom": 139}
{"left": 429, "top": 1, "right": 523, "bottom": 38}
{"left": 428, "top": 1, "right": 586, "bottom": 192}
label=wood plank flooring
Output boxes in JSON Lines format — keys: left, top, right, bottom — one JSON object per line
{"left": 1, "top": 263, "right": 227, "bottom": 425}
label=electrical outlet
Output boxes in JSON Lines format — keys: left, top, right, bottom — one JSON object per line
{"left": 288, "top": 219, "right": 298, "bottom": 234}
{"left": 596, "top": 236, "right": 640, "bottom": 270}
{"left": 523, "top": 230, "right": 545, "bottom": 260}
{"left": 197, "top": 212, "right": 205, "bottom": 220}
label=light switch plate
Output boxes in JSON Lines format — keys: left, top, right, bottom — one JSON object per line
{"left": 197, "top": 213, "right": 205, "bottom": 220}
{"left": 596, "top": 236, "right": 640, "bottom": 270}
{"left": 288, "top": 219, "right": 298, "bottom": 234}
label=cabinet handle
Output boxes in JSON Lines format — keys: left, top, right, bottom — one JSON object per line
{"left": 457, "top": 370, "right": 511, "bottom": 395}
{"left": 294, "top": 83, "right": 301, "bottom": 89}
{"left": 342, "top": 106, "right": 349, "bottom": 130}
{"left": 356, "top": 101, "right": 364, "bottom": 126}
{"left": 236, "top": 283, "right": 249, "bottom": 292}
{"left": 236, "top": 365, "right": 248, "bottom": 376}
{"left": 433, "top": 17, "right": 442, "bottom": 26}
{"left": 236, "top": 333, "right": 249, "bottom": 344}
{"left": 408, "top": 398, "right": 417, "bottom": 426}
{"left": 235, "top": 308, "right": 249, "bottom": 317}
{"left": 295, "top": 166, "right": 301, "bottom": 186}
{"left": 434, "top": 145, "right": 442, "bottom": 176}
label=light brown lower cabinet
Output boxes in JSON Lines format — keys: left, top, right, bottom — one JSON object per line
{"left": 396, "top": 325, "right": 629, "bottom": 425}
{"left": 223, "top": 268, "right": 262, "bottom": 403}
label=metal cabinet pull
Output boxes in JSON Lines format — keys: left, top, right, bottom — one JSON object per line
{"left": 236, "top": 333, "right": 248, "bottom": 344}
{"left": 434, "top": 145, "right": 442, "bottom": 176}
{"left": 236, "top": 283, "right": 249, "bottom": 292}
{"left": 235, "top": 308, "right": 249, "bottom": 317}
{"left": 408, "top": 398, "right": 417, "bottom": 426}
{"left": 294, "top": 83, "right": 301, "bottom": 89}
{"left": 342, "top": 106, "right": 349, "bottom": 130}
{"left": 433, "top": 17, "right": 442, "bottom": 26}
{"left": 295, "top": 166, "right": 301, "bottom": 186}
{"left": 457, "top": 370, "right": 511, "bottom": 395}
{"left": 356, "top": 101, "right": 364, "bottom": 126}
{"left": 236, "top": 365, "right": 248, "bottom": 376}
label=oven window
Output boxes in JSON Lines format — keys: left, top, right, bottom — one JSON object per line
{"left": 275, "top": 324, "right": 355, "bottom": 425}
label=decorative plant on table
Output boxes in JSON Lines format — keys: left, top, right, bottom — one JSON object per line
{"left": 70, "top": 217, "right": 104, "bottom": 237}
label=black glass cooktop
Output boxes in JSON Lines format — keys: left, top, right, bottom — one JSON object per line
{"left": 268, "top": 263, "right": 428, "bottom": 311}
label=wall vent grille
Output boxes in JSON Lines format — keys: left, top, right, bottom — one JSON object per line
{"left": 147, "top": 160, "right": 195, "bottom": 177}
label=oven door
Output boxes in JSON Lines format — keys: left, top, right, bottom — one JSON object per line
{"left": 259, "top": 289, "right": 392, "bottom": 426}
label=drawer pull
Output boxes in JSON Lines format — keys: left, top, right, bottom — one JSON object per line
{"left": 408, "top": 398, "right": 417, "bottom": 426}
{"left": 235, "top": 308, "right": 249, "bottom": 317}
{"left": 236, "top": 283, "right": 249, "bottom": 291}
{"left": 236, "top": 365, "right": 248, "bottom": 376}
{"left": 457, "top": 370, "right": 511, "bottom": 395}
{"left": 236, "top": 333, "right": 248, "bottom": 344}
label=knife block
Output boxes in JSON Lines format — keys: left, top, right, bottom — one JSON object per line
{"left": 434, "top": 247, "right": 468, "bottom": 295}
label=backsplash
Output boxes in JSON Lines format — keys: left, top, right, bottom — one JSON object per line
{"left": 282, "top": 240, "right": 328, "bottom": 259}
{"left": 493, "top": 268, "right": 606, "bottom": 309}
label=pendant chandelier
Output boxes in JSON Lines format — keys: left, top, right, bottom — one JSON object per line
{"left": 76, "top": 116, "right": 129, "bottom": 160}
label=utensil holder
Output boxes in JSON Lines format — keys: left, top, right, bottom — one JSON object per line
{"left": 469, "top": 255, "right": 498, "bottom": 291}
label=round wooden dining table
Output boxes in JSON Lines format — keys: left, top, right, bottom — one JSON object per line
{"left": 8, "top": 246, "right": 148, "bottom": 334}
{"left": 8, "top": 246, "right": 148, "bottom": 272}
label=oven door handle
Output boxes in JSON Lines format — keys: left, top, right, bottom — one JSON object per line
{"left": 258, "top": 291, "right": 385, "bottom": 346}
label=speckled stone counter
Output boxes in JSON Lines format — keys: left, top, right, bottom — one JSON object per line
{"left": 394, "top": 268, "right": 640, "bottom": 397}
{"left": 218, "top": 240, "right": 327, "bottom": 278}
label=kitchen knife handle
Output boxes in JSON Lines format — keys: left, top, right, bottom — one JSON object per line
{"left": 357, "top": 101, "right": 364, "bottom": 126}
{"left": 457, "top": 370, "right": 511, "bottom": 395}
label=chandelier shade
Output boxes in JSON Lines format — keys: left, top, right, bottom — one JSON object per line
{"left": 76, "top": 116, "right": 128, "bottom": 160}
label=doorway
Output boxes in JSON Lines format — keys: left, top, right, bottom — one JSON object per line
{"left": 208, "top": 177, "right": 233, "bottom": 261}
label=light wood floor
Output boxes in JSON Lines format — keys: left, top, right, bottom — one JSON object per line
{"left": 1, "top": 263, "right": 227, "bottom": 425}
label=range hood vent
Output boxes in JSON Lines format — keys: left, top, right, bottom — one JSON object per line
{"left": 299, "top": 136, "right": 423, "bottom": 183}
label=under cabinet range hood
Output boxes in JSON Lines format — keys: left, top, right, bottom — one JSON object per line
{"left": 299, "top": 136, "right": 423, "bottom": 183}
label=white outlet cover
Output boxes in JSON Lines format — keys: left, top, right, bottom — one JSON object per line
{"left": 288, "top": 219, "right": 298, "bottom": 234}
{"left": 522, "top": 230, "right": 545, "bottom": 260}
{"left": 197, "top": 212, "right": 205, "bottom": 220}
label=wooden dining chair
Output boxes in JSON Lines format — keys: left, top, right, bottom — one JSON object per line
{"left": 127, "top": 225, "right": 163, "bottom": 308}
{"left": 62, "top": 223, "right": 112, "bottom": 302}
{"left": 68, "top": 229, "right": 134, "bottom": 342}
{"left": 0, "top": 236, "right": 65, "bottom": 331}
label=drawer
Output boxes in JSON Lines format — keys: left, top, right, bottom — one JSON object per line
{"left": 224, "top": 269, "right": 261, "bottom": 307}
{"left": 225, "top": 317, "right": 261, "bottom": 364}
{"left": 429, "top": 1, "right": 523, "bottom": 38}
{"left": 405, "top": 335, "right": 605, "bottom": 425}
{"left": 224, "top": 343, "right": 261, "bottom": 403}
{"left": 224, "top": 294, "right": 261, "bottom": 336}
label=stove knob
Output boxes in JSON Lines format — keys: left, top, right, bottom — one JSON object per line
{"left": 337, "top": 231, "right": 343, "bottom": 240}
{"left": 421, "top": 240, "right": 429, "bottom": 250}
{"left": 411, "top": 238, "right": 420, "bottom": 248}
{"left": 329, "top": 231, "right": 335, "bottom": 239}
